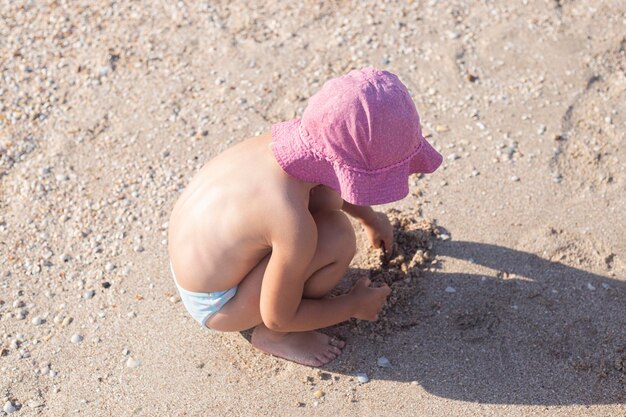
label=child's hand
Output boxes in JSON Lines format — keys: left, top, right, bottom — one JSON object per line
{"left": 362, "top": 211, "right": 394, "bottom": 259}
{"left": 349, "top": 278, "right": 391, "bottom": 321}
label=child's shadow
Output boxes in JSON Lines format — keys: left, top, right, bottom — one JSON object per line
{"left": 329, "top": 238, "right": 625, "bottom": 406}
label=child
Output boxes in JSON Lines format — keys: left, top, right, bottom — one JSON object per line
{"left": 168, "top": 68, "right": 442, "bottom": 367}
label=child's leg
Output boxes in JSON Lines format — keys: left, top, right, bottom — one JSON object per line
{"left": 207, "top": 210, "right": 355, "bottom": 331}
{"left": 206, "top": 210, "right": 356, "bottom": 366}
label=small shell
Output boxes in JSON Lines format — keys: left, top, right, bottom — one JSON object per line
{"left": 355, "top": 373, "right": 369, "bottom": 383}
{"left": 377, "top": 356, "right": 391, "bottom": 368}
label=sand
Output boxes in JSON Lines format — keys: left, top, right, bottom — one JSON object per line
{"left": 1, "top": 0, "right": 625, "bottom": 415}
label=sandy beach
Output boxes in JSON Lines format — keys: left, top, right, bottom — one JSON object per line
{"left": 1, "top": 0, "right": 624, "bottom": 415}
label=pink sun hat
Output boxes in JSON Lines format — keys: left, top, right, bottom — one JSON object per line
{"left": 271, "top": 67, "right": 442, "bottom": 206}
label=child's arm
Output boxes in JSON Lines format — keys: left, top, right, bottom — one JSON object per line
{"left": 342, "top": 201, "right": 394, "bottom": 257}
{"left": 259, "top": 209, "right": 389, "bottom": 332}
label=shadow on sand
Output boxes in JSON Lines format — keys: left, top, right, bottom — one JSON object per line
{"left": 330, "top": 240, "right": 625, "bottom": 405}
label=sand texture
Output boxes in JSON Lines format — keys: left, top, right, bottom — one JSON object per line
{"left": 1, "top": 0, "right": 625, "bottom": 415}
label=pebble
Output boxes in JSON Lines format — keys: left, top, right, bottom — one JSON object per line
{"left": 126, "top": 357, "right": 142, "bottom": 368}
{"left": 447, "top": 153, "right": 459, "bottom": 161}
{"left": 439, "top": 233, "right": 451, "bottom": 241}
{"left": 586, "top": 283, "right": 596, "bottom": 291}
{"left": 31, "top": 316, "right": 43, "bottom": 325}
{"left": 134, "top": 245, "right": 145, "bottom": 253}
{"left": 445, "top": 286, "right": 457, "bottom": 293}
{"left": 435, "top": 125, "right": 450, "bottom": 133}
{"left": 355, "top": 373, "right": 369, "bottom": 383}
{"left": 313, "top": 390, "right": 324, "bottom": 399}
{"left": 510, "top": 176, "right": 520, "bottom": 182}
{"left": 12, "top": 300, "right": 24, "bottom": 308}
{"left": 16, "top": 309, "right": 27, "bottom": 320}
{"left": 70, "top": 334, "right": 83, "bottom": 344}
{"left": 62, "top": 316, "right": 73, "bottom": 327}
{"left": 169, "top": 295, "right": 181, "bottom": 303}
{"left": 377, "top": 356, "right": 391, "bottom": 368}
{"left": 3, "top": 401, "right": 16, "bottom": 414}
{"left": 105, "top": 262, "right": 115, "bottom": 272}
{"left": 27, "top": 399, "right": 44, "bottom": 409}
{"left": 84, "top": 289, "right": 96, "bottom": 299}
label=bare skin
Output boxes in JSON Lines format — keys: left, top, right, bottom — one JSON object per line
{"left": 168, "top": 132, "right": 393, "bottom": 367}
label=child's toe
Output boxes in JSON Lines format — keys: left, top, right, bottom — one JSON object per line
{"left": 328, "top": 345, "right": 342, "bottom": 356}
{"left": 329, "top": 337, "right": 345, "bottom": 348}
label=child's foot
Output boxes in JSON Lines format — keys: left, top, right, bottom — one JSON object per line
{"left": 251, "top": 324, "right": 346, "bottom": 367}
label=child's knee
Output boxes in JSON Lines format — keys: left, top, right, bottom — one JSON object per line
{"left": 318, "top": 210, "right": 356, "bottom": 261}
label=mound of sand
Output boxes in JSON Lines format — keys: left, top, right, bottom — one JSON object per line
{"left": 335, "top": 209, "right": 442, "bottom": 339}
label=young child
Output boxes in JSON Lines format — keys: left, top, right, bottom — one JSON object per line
{"left": 168, "top": 68, "right": 442, "bottom": 367}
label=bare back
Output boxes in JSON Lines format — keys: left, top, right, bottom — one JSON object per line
{"left": 168, "top": 133, "right": 311, "bottom": 292}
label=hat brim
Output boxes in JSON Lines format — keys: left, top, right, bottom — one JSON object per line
{"left": 271, "top": 118, "right": 442, "bottom": 206}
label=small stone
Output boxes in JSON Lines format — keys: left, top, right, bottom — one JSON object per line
{"left": 55, "top": 174, "right": 69, "bottom": 182}
{"left": 31, "top": 316, "right": 43, "bottom": 325}
{"left": 411, "top": 381, "right": 419, "bottom": 385}
{"left": 105, "top": 262, "right": 115, "bottom": 272}
{"left": 586, "top": 283, "right": 595, "bottom": 291}
{"left": 84, "top": 290, "right": 96, "bottom": 299}
{"left": 439, "top": 233, "right": 451, "bottom": 241}
{"left": 169, "top": 295, "right": 180, "bottom": 303}
{"left": 3, "top": 401, "right": 16, "bottom": 414}
{"left": 435, "top": 125, "right": 450, "bottom": 133}
{"left": 510, "top": 176, "right": 520, "bottom": 182}
{"left": 313, "top": 390, "right": 324, "bottom": 399}
{"left": 447, "top": 153, "right": 459, "bottom": 161}
{"left": 133, "top": 245, "right": 144, "bottom": 253}
{"left": 27, "top": 399, "right": 43, "bottom": 409}
{"left": 102, "top": 281, "right": 111, "bottom": 289}
{"left": 126, "top": 357, "right": 142, "bottom": 368}
{"left": 355, "top": 373, "right": 369, "bottom": 383}
{"left": 16, "top": 309, "right": 26, "bottom": 320}
{"left": 62, "top": 316, "right": 73, "bottom": 327}
{"left": 445, "top": 286, "right": 457, "bottom": 293}
{"left": 59, "top": 254, "right": 71, "bottom": 262}
{"left": 98, "top": 66, "right": 111, "bottom": 76}
{"left": 12, "top": 300, "right": 24, "bottom": 308}
{"left": 377, "top": 357, "right": 391, "bottom": 368}
{"left": 70, "top": 334, "right": 83, "bottom": 344}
